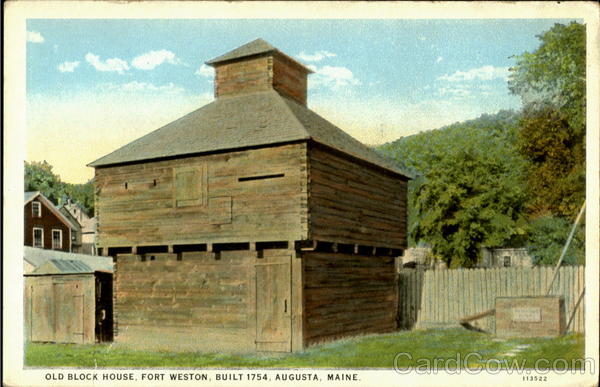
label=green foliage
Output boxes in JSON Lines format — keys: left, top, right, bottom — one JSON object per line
{"left": 379, "top": 111, "right": 528, "bottom": 267}
{"left": 25, "top": 161, "right": 95, "bottom": 216}
{"left": 527, "top": 216, "right": 585, "bottom": 266}
{"left": 508, "top": 22, "right": 585, "bottom": 134}
{"left": 509, "top": 22, "right": 586, "bottom": 219}
{"left": 517, "top": 107, "right": 585, "bottom": 217}
{"left": 24, "top": 161, "right": 66, "bottom": 205}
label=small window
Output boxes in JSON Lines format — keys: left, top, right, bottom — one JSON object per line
{"left": 33, "top": 227, "right": 44, "bottom": 248}
{"left": 52, "top": 229, "right": 63, "bottom": 250}
{"left": 32, "top": 201, "right": 42, "bottom": 218}
{"left": 503, "top": 256, "right": 511, "bottom": 267}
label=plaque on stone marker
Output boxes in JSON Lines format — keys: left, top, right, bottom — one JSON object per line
{"left": 511, "top": 307, "right": 542, "bottom": 322}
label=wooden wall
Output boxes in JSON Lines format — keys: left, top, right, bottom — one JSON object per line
{"left": 214, "top": 56, "right": 272, "bottom": 98}
{"left": 308, "top": 144, "right": 408, "bottom": 249}
{"left": 302, "top": 251, "right": 398, "bottom": 346}
{"left": 24, "top": 274, "right": 96, "bottom": 344}
{"left": 409, "top": 266, "right": 585, "bottom": 333}
{"left": 114, "top": 249, "right": 301, "bottom": 352}
{"left": 272, "top": 54, "right": 308, "bottom": 106}
{"left": 95, "top": 143, "right": 308, "bottom": 250}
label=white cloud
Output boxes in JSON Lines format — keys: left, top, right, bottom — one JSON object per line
{"left": 131, "top": 50, "right": 181, "bottom": 70}
{"left": 437, "top": 86, "right": 471, "bottom": 98}
{"left": 437, "top": 65, "right": 510, "bottom": 82}
{"left": 27, "top": 31, "right": 45, "bottom": 43}
{"left": 57, "top": 61, "right": 80, "bottom": 73}
{"left": 310, "top": 65, "right": 360, "bottom": 89}
{"left": 100, "top": 81, "right": 185, "bottom": 94}
{"left": 436, "top": 56, "right": 443, "bottom": 64}
{"left": 85, "top": 53, "right": 130, "bottom": 74}
{"left": 297, "top": 50, "right": 337, "bottom": 62}
{"left": 195, "top": 64, "right": 214, "bottom": 78}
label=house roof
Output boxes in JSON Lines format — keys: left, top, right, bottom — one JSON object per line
{"left": 88, "top": 90, "right": 410, "bottom": 178}
{"left": 24, "top": 191, "right": 79, "bottom": 230}
{"left": 205, "top": 38, "right": 313, "bottom": 74}
{"left": 31, "top": 259, "right": 94, "bottom": 275}
{"left": 24, "top": 246, "right": 113, "bottom": 273}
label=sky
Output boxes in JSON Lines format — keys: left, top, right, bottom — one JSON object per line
{"left": 25, "top": 18, "right": 579, "bottom": 183}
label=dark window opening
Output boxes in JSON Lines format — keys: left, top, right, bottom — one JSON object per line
{"left": 153, "top": 179, "right": 157, "bottom": 187}
{"left": 503, "top": 256, "right": 511, "bottom": 267}
{"left": 337, "top": 243, "right": 355, "bottom": 254}
{"left": 358, "top": 245, "right": 375, "bottom": 255}
{"left": 213, "top": 242, "right": 250, "bottom": 252}
{"left": 256, "top": 241, "right": 289, "bottom": 250}
{"left": 317, "top": 241, "right": 335, "bottom": 253}
{"left": 124, "top": 182, "right": 128, "bottom": 189}
{"left": 173, "top": 244, "right": 207, "bottom": 253}
{"left": 238, "top": 173, "right": 285, "bottom": 182}
{"left": 107, "top": 246, "right": 132, "bottom": 256}
{"left": 137, "top": 245, "right": 168, "bottom": 254}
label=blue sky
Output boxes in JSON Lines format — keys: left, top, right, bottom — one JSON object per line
{"left": 26, "top": 18, "right": 579, "bottom": 183}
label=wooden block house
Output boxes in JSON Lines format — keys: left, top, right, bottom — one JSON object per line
{"left": 89, "top": 39, "right": 410, "bottom": 352}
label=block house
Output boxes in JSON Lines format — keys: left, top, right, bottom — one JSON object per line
{"left": 89, "top": 39, "right": 409, "bottom": 352}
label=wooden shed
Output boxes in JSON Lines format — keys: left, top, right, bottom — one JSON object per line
{"left": 89, "top": 39, "right": 410, "bottom": 352}
{"left": 24, "top": 258, "right": 113, "bottom": 344}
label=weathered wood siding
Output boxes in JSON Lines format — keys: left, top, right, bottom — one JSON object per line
{"left": 115, "top": 251, "right": 255, "bottom": 351}
{"left": 214, "top": 56, "right": 272, "bottom": 98}
{"left": 272, "top": 55, "right": 308, "bottom": 106}
{"left": 24, "top": 275, "right": 96, "bottom": 344}
{"left": 302, "top": 252, "right": 398, "bottom": 346}
{"left": 308, "top": 144, "right": 407, "bottom": 249}
{"left": 404, "top": 266, "right": 585, "bottom": 333}
{"left": 114, "top": 249, "right": 301, "bottom": 352}
{"left": 95, "top": 143, "right": 308, "bottom": 249}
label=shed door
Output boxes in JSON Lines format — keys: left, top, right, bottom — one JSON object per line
{"left": 30, "top": 284, "right": 54, "bottom": 342}
{"left": 54, "top": 281, "right": 85, "bottom": 343}
{"left": 255, "top": 255, "right": 291, "bottom": 352}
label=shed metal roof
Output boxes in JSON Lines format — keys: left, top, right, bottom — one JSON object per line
{"left": 89, "top": 90, "right": 410, "bottom": 178}
{"left": 32, "top": 259, "right": 94, "bottom": 275}
{"left": 24, "top": 246, "right": 113, "bottom": 273}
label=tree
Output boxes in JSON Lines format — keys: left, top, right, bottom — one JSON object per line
{"left": 379, "top": 111, "right": 528, "bottom": 267}
{"left": 410, "top": 141, "right": 528, "bottom": 268}
{"left": 527, "top": 215, "right": 585, "bottom": 266}
{"left": 25, "top": 161, "right": 65, "bottom": 205}
{"left": 25, "top": 160, "right": 95, "bottom": 216}
{"left": 508, "top": 22, "right": 586, "bottom": 218}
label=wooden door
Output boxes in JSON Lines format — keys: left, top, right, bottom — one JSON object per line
{"left": 54, "top": 281, "right": 85, "bottom": 343}
{"left": 30, "top": 284, "right": 54, "bottom": 342}
{"left": 255, "top": 255, "right": 291, "bottom": 352}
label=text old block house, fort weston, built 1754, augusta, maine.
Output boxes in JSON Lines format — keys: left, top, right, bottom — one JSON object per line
{"left": 89, "top": 39, "right": 410, "bottom": 352}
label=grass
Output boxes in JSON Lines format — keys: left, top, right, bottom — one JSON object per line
{"left": 25, "top": 329, "right": 584, "bottom": 369}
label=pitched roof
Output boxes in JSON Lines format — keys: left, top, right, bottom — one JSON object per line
{"left": 24, "top": 191, "right": 79, "bottom": 230}
{"left": 24, "top": 246, "right": 113, "bottom": 273}
{"left": 206, "top": 38, "right": 277, "bottom": 65}
{"left": 205, "top": 38, "right": 313, "bottom": 74}
{"left": 89, "top": 90, "right": 409, "bottom": 178}
{"left": 24, "top": 191, "right": 38, "bottom": 203}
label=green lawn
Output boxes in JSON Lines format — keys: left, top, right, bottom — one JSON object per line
{"left": 26, "top": 329, "right": 584, "bottom": 369}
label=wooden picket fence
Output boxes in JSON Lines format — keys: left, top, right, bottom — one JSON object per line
{"left": 398, "top": 266, "right": 585, "bottom": 333}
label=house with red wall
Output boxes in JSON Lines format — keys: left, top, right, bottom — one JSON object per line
{"left": 24, "top": 191, "right": 76, "bottom": 252}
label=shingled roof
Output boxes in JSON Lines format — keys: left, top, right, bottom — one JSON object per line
{"left": 206, "top": 38, "right": 313, "bottom": 74}
{"left": 88, "top": 90, "right": 408, "bottom": 177}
